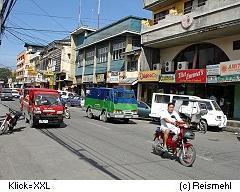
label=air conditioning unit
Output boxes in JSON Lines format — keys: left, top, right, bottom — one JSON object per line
{"left": 165, "top": 61, "right": 174, "bottom": 72}
{"left": 153, "top": 63, "right": 160, "bottom": 70}
{"left": 177, "top": 61, "right": 189, "bottom": 70}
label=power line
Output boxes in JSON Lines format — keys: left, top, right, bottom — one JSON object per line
{"left": 30, "top": 0, "right": 69, "bottom": 31}
{"left": 5, "top": 26, "right": 71, "bottom": 33}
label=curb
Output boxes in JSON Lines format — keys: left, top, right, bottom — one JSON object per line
{"left": 223, "top": 126, "right": 240, "bottom": 133}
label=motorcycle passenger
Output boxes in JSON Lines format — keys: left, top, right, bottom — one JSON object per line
{"left": 160, "top": 102, "right": 184, "bottom": 152}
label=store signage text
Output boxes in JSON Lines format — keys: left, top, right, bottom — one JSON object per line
{"left": 220, "top": 60, "right": 240, "bottom": 76}
{"left": 96, "top": 74, "right": 105, "bottom": 82}
{"left": 206, "top": 64, "right": 220, "bottom": 76}
{"left": 207, "top": 76, "right": 218, "bottom": 83}
{"left": 218, "top": 74, "right": 240, "bottom": 83}
{"left": 82, "top": 75, "right": 93, "bottom": 83}
{"left": 138, "top": 70, "right": 160, "bottom": 82}
{"left": 107, "top": 72, "right": 119, "bottom": 83}
{"left": 159, "top": 74, "right": 175, "bottom": 83}
{"left": 176, "top": 69, "right": 206, "bottom": 83}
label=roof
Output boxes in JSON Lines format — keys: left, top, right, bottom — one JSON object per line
{"left": 25, "top": 88, "right": 58, "bottom": 93}
{"left": 71, "top": 26, "right": 96, "bottom": 35}
{"left": 24, "top": 43, "right": 45, "bottom": 48}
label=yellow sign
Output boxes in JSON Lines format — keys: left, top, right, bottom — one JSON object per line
{"left": 159, "top": 74, "right": 175, "bottom": 83}
{"left": 44, "top": 71, "right": 54, "bottom": 76}
{"left": 138, "top": 70, "right": 160, "bottom": 82}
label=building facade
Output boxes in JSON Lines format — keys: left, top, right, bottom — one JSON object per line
{"left": 141, "top": 0, "right": 240, "bottom": 118}
{"left": 16, "top": 51, "right": 26, "bottom": 85}
{"left": 73, "top": 16, "right": 145, "bottom": 98}
{"left": 38, "top": 39, "right": 72, "bottom": 90}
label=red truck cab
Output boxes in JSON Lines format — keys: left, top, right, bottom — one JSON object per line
{"left": 21, "top": 88, "right": 64, "bottom": 127}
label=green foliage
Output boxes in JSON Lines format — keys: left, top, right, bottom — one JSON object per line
{"left": 0, "top": 68, "right": 12, "bottom": 84}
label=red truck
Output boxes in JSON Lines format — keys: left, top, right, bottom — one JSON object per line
{"left": 21, "top": 88, "right": 64, "bottom": 127}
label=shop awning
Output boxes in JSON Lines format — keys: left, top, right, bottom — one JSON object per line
{"left": 110, "top": 59, "right": 125, "bottom": 72}
{"left": 120, "top": 77, "right": 138, "bottom": 85}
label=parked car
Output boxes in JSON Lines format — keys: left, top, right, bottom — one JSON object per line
{"left": 66, "top": 94, "right": 82, "bottom": 107}
{"left": 0, "top": 88, "right": 13, "bottom": 101}
{"left": 137, "top": 101, "right": 151, "bottom": 118}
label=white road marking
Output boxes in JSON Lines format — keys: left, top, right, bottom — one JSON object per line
{"left": 196, "top": 155, "right": 213, "bottom": 161}
{"left": 86, "top": 121, "right": 112, "bottom": 130}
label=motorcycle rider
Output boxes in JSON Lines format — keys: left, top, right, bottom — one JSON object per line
{"left": 160, "top": 102, "right": 184, "bottom": 152}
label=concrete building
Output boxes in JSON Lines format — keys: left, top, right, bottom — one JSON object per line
{"left": 16, "top": 51, "right": 26, "bottom": 86}
{"left": 141, "top": 0, "right": 240, "bottom": 118}
{"left": 38, "top": 39, "right": 72, "bottom": 90}
{"left": 73, "top": 16, "right": 145, "bottom": 98}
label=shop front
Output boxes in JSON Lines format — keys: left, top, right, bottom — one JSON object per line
{"left": 96, "top": 74, "right": 106, "bottom": 87}
{"left": 119, "top": 71, "right": 138, "bottom": 97}
{"left": 82, "top": 74, "right": 94, "bottom": 95}
{"left": 138, "top": 70, "right": 160, "bottom": 104}
{"left": 106, "top": 72, "right": 120, "bottom": 88}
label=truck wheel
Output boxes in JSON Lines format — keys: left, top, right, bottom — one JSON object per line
{"left": 198, "top": 120, "right": 208, "bottom": 134}
{"left": 102, "top": 111, "right": 108, "bottom": 122}
{"left": 87, "top": 108, "right": 93, "bottom": 119}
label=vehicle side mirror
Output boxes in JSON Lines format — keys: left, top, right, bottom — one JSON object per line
{"left": 200, "top": 109, "right": 208, "bottom": 115}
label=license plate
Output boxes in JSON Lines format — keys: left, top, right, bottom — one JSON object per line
{"left": 5, "top": 97, "right": 8, "bottom": 98}
{"left": 39, "top": 120, "right": 48, "bottom": 123}
{"left": 125, "top": 116, "right": 132, "bottom": 118}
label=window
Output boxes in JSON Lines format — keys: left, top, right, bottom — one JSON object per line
{"left": 86, "top": 49, "right": 94, "bottom": 65}
{"left": 112, "top": 41, "right": 126, "bottom": 60}
{"left": 138, "top": 102, "right": 148, "bottom": 109}
{"left": 184, "top": 1, "right": 193, "bottom": 14}
{"left": 97, "top": 46, "right": 109, "bottom": 63}
{"left": 154, "top": 95, "right": 170, "bottom": 103}
{"left": 77, "top": 52, "right": 84, "bottom": 67}
{"left": 154, "top": 10, "right": 169, "bottom": 24}
{"left": 198, "top": 0, "right": 207, "bottom": 7}
{"left": 233, "top": 40, "right": 240, "bottom": 50}
{"left": 127, "top": 55, "right": 138, "bottom": 72}
{"left": 172, "top": 96, "right": 190, "bottom": 106}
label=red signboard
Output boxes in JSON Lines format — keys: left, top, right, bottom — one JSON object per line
{"left": 176, "top": 69, "right": 207, "bottom": 83}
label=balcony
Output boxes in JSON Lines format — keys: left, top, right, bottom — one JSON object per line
{"left": 142, "top": 0, "right": 240, "bottom": 48}
{"left": 16, "top": 66, "right": 24, "bottom": 73}
{"left": 144, "top": 0, "right": 178, "bottom": 10}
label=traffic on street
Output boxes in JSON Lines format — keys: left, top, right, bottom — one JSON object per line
{"left": 0, "top": 98, "right": 239, "bottom": 180}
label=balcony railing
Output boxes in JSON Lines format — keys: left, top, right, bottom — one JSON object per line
{"left": 144, "top": 0, "right": 178, "bottom": 10}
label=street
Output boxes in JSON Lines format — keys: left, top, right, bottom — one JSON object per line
{"left": 0, "top": 99, "right": 240, "bottom": 180}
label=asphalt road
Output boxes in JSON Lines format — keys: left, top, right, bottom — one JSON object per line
{"left": 0, "top": 99, "right": 240, "bottom": 180}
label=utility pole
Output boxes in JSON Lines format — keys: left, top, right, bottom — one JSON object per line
{"left": 97, "top": 0, "right": 101, "bottom": 29}
{"left": 0, "top": 0, "right": 3, "bottom": 45}
{"left": 78, "top": 0, "right": 82, "bottom": 27}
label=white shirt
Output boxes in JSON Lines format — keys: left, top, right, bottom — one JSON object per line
{"left": 160, "top": 109, "right": 181, "bottom": 129}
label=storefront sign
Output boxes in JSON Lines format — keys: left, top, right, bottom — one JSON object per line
{"left": 176, "top": 69, "right": 206, "bottom": 83}
{"left": 217, "top": 74, "right": 240, "bottom": 83}
{"left": 206, "top": 64, "right": 220, "bottom": 75}
{"left": 107, "top": 72, "right": 119, "bottom": 83}
{"left": 220, "top": 60, "right": 240, "bottom": 76}
{"left": 96, "top": 74, "right": 105, "bottom": 82}
{"left": 207, "top": 76, "right": 218, "bottom": 83}
{"left": 138, "top": 70, "right": 160, "bottom": 82}
{"left": 159, "top": 74, "right": 175, "bottom": 83}
{"left": 82, "top": 75, "right": 93, "bottom": 83}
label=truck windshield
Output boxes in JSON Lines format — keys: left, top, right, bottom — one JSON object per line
{"left": 34, "top": 94, "right": 61, "bottom": 106}
{"left": 114, "top": 91, "right": 135, "bottom": 99}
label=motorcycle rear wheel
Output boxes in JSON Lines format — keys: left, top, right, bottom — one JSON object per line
{"left": 0, "top": 119, "right": 8, "bottom": 135}
{"left": 179, "top": 145, "right": 196, "bottom": 167}
{"left": 198, "top": 120, "right": 208, "bottom": 134}
{"left": 152, "top": 138, "right": 164, "bottom": 156}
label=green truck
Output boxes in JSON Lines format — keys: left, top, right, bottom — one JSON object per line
{"left": 84, "top": 87, "right": 138, "bottom": 123}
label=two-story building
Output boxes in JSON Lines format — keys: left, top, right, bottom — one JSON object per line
{"left": 73, "top": 16, "right": 145, "bottom": 98}
{"left": 142, "top": 0, "right": 240, "bottom": 118}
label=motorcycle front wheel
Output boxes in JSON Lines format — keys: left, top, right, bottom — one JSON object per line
{"left": 0, "top": 119, "right": 8, "bottom": 135}
{"left": 65, "top": 110, "right": 71, "bottom": 119}
{"left": 179, "top": 145, "right": 196, "bottom": 167}
{"left": 198, "top": 120, "right": 208, "bottom": 134}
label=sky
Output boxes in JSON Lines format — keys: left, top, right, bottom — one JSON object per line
{"left": 0, "top": 0, "right": 151, "bottom": 69}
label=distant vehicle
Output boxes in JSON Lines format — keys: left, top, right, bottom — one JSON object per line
{"left": 11, "top": 89, "right": 20, "bottom": 98}
{"left": 149, "top": 93, "right": 200, "bottom": 121}
{"left": 137, "top": 101, "right": 151, "bottom": 118}
{"left": 84, "top": 87, "right": 138, "bottom": 123}
{"left": 0, "top": 88, "right": 13, "bottom": 101}
{"left": 66, "top": 94, "right": 83, "bottom": 107}
{"left": 21, "top": 88, "right": 64, "bottom": 127}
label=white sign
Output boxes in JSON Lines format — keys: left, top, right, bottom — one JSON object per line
{"left": 107, "top": 76, "right": 119, "bottom": 83}
{"left": 207, "top": 76, "right": 218, "bottom": 83}
{"left": 82, "top": 75, "right": 93, "bottom": 83}
{"left": 206, "top": 64, "right": 220, "bottom": 75}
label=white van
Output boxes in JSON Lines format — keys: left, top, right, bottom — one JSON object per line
{"left": 194, "top": 99, "right": 227, "bottom": 129}
{"left": 149, "top": 93, "right": 200, "bottom": 120}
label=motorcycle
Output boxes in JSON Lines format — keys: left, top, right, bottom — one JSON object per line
{"left": 0, "top": 108, "right": 22, "bottom": 135}
{"left": 152, "top": 122, "right": 196, "bottom": 167}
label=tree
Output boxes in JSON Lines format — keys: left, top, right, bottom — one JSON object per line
{"left": 0, "top": 68, "right": 12, "bottom": 84}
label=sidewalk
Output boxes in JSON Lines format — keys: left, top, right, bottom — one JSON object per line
{"left": 224, "top": 120, "right": 240, "bottom": 133}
